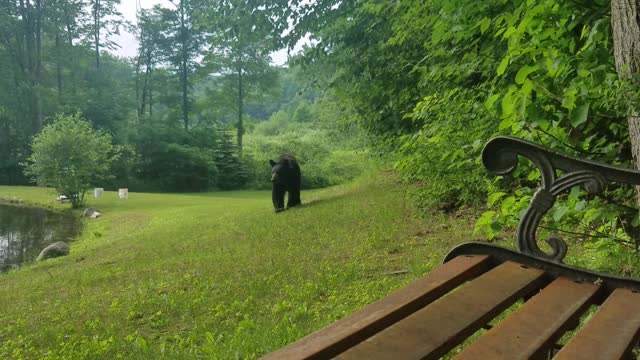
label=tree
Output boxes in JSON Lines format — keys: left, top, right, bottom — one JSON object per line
{"left": 86, "top": 0, "right": 122, "bottom": 69}
{"left": 152, "top": 0, "right": 205, "bottom": 131}
{"left": 611, "top": 0, "right": 640, "bottom": 207}
{"left": 204, "top": 0, "right": 280, "bottom": 150}
{"left": 214, "top": 128, "right": 248, "bottom": 189}
{"left": 24, "top": 113, "right": 118, "bottom": 208}
{"left": 134, "top": 6, "right": 165, "bottom": 120}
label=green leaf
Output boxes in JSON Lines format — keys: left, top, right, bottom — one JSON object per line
{"left": 497, "top": 55, "right": 510, "bottom": 76}
{"left": 515, "top": 65, "right": 537, "bottom": 85}
{"left": 552, "top": 205, "right": 569, "bottom": 221}
{"left": 501, "top": 88, "right": 516, "bottom": 117}
{"left": 569, "top": 103, "right": 589, "bottom": 127}
{"left": 479, "top": 17, "right": 491, "bottom": 34}
{"left": 499, "top": 117, "right": 513, "bottom": 131}
{"left": 562, "top": 88, "right": 577, "bottom": 110}
{"left": 488, "top": 192, "right": 507, "bottom": 207}
{"left": 485, "top": 93, "right": 501, "bottom": 110}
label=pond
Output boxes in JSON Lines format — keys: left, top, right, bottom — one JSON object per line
{"left": 0, "top": 204, "right": 82, "bottom": 273}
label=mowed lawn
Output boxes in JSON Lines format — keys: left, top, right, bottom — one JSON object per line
{"left": 0, "top": 174, "right": 477, "bottom": 359}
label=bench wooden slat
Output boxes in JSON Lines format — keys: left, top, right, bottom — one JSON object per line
{"left": 554, "top": 288, "right": 640, "bottom": 360}
{"left": 261, "top": 255, "right": 492, "bottom": 360}
{"left": 453, "top": 276, "right": 600, "bottom": 360}
{"left": 334, "top": 261, "right": 546, "bottom": 360}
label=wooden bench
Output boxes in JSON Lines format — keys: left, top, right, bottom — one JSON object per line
{"left": 263, "top": 137, "right": 640, "bottom": 360}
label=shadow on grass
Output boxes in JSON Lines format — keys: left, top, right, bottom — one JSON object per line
{"left": 297, "top": 190, "right": 352, "bottom": 209}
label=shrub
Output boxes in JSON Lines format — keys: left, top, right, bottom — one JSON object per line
{"left": 24, "top": 113, "right": 117, "bottom": 208}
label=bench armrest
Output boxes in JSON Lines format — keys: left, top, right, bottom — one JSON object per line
{"left": 482, "top": 136, "right": 640, "bottom": 262}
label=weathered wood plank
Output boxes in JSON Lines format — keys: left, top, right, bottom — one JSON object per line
{"left": 260, "top": 255, "right": 492, "bottom": 360}
{"left": 454, "top": 277, "right": 600, "bottom": 360}
{"left": 335, "top": 261, "right": 546, "bottom": 360}
{"left": 555, "top": 288, "right": 640, "bottom": 360}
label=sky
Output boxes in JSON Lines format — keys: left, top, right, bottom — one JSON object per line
{"left": 111, "top": 0, "right": 291, "bottom": 66}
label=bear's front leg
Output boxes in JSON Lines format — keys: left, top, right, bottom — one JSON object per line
{"left": 272, "top": 184, "right": 286, "bottom": 213}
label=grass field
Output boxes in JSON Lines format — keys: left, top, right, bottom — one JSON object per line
{"left": 0, "top": 174, "right": 477, "bottom": 359}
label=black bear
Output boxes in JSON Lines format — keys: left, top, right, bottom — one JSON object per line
{"left": 270, "top": 155, "right": 301, "bottom": 213}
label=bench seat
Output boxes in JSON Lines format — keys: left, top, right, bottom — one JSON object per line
{"left": 263, "top": 244, "right": 640, "bottom": 359}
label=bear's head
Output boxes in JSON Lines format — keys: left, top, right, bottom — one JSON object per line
{"left": 269, "top": 155, "right": 298, "bottom": 185}
{"left": 269, "top": 159, "right": 283, "bottom": 183}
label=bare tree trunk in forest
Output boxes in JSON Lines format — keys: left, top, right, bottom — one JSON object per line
{"left": 237, "top": 59, "right": 244, "bottom": 151}
{"left": 93, "top": 0, "right": 101, "bottom": 69}
{"left": 55, "top": 32, "right": 63, "bottom": 99}
{"left": 149, "top": 65, "right": 153, "bottom": 116}
{"left": 611, "top": 0, "right": 640, "bottom": 202}
{"left": 179, "top": 0, "right": 189, "bottom": 131}
{"left": 34, "top": 0, "right": 42, "bottom": 131}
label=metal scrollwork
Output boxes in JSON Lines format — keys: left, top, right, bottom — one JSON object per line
{"left": 482, "top": 136, "right": 640, "bottom": 263}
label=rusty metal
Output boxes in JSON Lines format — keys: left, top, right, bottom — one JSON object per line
{"left": 445, "top": 242, "right": 640, "bottom": 296}
{"left": 482, "top": 136, "right": 640, "bottom": 263}
{"left": 454, "top": 277, "right": 600, "bottom": 360}
{"left": 555, "top": 288, "right": 640, "bottom": 360}
{"left": 260, "top": 255, "right": 492, "bottom": 360}
{"left": 334, "top": 261, "right": 546, "bottom": 360}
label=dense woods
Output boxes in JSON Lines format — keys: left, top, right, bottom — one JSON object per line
{"left": 2, "top": 0, "right": 640, "bottom": 260}
{"left": 0, "top": 0, "right": 366, "bottom": 193}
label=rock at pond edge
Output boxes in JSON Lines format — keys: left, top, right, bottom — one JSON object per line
{"left": 37, "top": 241, "right": 70, "bottom": 261}
{"left": 83, "top": 208, "right": 101, "bottom": 219}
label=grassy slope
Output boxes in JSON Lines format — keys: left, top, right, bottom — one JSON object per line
{"left": 0, "top": 175, "right": 476, "bottom": 359}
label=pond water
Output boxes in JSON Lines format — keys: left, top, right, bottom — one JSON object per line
{"left": 0, "top": 204, "right": 81, "bottom": 272}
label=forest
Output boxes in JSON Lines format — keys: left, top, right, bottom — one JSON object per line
{"left": 0, "top": 0, "right": 367, "bottom": 194}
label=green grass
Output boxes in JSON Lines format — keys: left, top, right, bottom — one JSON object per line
{"left": 0, "top": 174, "right": 477, "bottom": 359}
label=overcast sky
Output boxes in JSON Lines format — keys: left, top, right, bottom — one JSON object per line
{"left": 111, "top": 0, "right": 291, "bottom": 65}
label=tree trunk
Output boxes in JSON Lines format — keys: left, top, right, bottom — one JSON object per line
{"left": 149, "top": 65, "right": 153, "bottom": 116}
{"left": 180, "top": 0, "right": 189, "bottom": 131}
{"left": 611, "top": 0, "right": 640, "bottom": 206}
{"left": 135, "top": 48, "right": 142, "bottom": 119}
{"left": 237, "top": 60, "right": 244, "bottom": 151}
{"left": 55, "top": 32, "right": 63, "bottom": 100}
{"left": 34, "top": 0, "right": 42, "bottom": 131}
{"left": 94, "top": 0, "right": 101, "bottom": 69}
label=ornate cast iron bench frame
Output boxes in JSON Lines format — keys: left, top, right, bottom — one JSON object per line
{"left": 263, "top": 137, "right": 640, "bottom": 360}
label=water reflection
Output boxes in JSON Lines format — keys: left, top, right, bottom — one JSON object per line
{"left": 0, "top": 204, "right": 81, "bottom": 272}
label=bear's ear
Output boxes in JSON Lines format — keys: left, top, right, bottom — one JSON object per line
{"left": 269, "top": 159, "right": 277, "bottom": 167}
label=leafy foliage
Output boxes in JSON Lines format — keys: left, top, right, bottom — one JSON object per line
{"left": 275, "top": 0, "right": 640, "bottom": 267}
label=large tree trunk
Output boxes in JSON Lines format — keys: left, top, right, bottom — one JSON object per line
{"left": 611, "top": 0, "right": 640, "bottom": 206}
{"left": 611, "top": 0, "right": 640, "bottom": 250}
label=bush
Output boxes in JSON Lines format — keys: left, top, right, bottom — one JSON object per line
{"left": 24, "top": 113, "right": 117, "bottom": 208}
{"left": 243, "top": 132, "right": 369, "bottom": 190}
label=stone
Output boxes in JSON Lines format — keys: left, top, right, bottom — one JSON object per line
{"left": 37, "top": 241, "right": 70, "bottom": 261}
{"left": 83, "top": 208, "right": 101, "bottom": 219}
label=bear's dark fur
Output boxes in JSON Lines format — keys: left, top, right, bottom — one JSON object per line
{"left": 269, "top": 155, "right": 301, "bottom": 213}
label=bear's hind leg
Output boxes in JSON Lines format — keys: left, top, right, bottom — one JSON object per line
{"left": 287, "top": 188, "right": 301, "bottom": 208}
